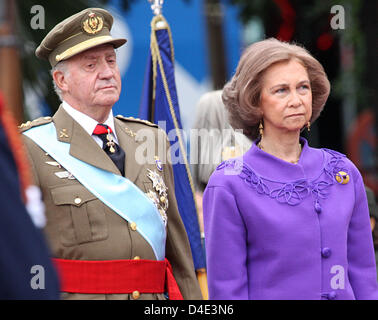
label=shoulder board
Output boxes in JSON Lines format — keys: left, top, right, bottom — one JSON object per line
{"left": 115, "top": 115, "right": 158, "bottom": 128}
{"left": 18, "top": 116, "right": 52, "bottom": 133}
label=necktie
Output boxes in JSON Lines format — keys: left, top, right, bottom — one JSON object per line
{"left": 93, "top": 124, "right": 125, "bottom": 176}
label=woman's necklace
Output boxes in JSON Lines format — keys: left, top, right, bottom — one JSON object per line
{"left": 258, "top": 141, "right": 302, "bottom": 164}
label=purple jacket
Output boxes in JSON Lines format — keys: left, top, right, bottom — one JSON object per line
{"left": 203, "top": 138, "right": 378, "bottom": 300}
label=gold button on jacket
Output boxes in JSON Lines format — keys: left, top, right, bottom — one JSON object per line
{"left": 132, "top": 290, "right": 140, "bottom": 300}
{"left": 130, "top": 222, "right": 137, "bottom": 231}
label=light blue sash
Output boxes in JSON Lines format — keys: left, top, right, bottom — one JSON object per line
{"left": 23, "top": 122, "right": 166, "bottom": 261}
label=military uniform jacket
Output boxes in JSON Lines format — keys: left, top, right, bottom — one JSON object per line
{"left": 21, "top": 106, "right": 202, "bottom": 300}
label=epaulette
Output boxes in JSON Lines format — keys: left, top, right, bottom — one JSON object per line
{"left": 115, "top": 115, "right": 158, "bottom": 128}
{"left": 18, "top": 116, "right": 52, "bottom": 133}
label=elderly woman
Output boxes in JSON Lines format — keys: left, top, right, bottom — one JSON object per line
{"left": 203, "top": 38, "right": 378, "bottom": 300}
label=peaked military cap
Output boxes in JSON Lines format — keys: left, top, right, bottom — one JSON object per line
{"left": 35, "top": 8, "right": 126, "bottom": 67}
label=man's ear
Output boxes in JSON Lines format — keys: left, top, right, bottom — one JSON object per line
{"left": 52, "top": 69, "right": 69, "bottom": 93}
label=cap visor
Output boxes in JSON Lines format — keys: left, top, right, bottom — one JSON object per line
{"left": 55, "top": 36, "right": 127, "bottom": 63}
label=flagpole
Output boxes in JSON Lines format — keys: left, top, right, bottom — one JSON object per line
{"left": 145, "top": 1, "right": 209, "bottom": 299}
{"left": 148, "top": 0, "right": 163, "bottom": 15}
{"left": 148, "top": 0, "right": 166, "bottom": 27}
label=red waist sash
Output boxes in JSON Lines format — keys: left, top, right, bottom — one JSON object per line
{"left": 53, "top": 258, "right": 183, "bottom": 299}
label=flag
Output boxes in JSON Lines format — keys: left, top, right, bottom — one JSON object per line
{"left": 0, "top": 91, "right": 60, "bottom": 299}
{"left": 139, "top": 15, "right": 206, "bottom": 271}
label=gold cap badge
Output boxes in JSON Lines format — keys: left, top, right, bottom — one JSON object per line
{"left": 82, "top": 12, "right": 104, "bottom": 34}
{"left": 35, "top": 8, "right": 126, "bottom": 67}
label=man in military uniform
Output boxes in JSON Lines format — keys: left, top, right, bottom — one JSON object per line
{"left": 20, "top": 8, "right": 202, "bottom": 300}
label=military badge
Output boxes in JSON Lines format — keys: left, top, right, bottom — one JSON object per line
{"left": 154, "top": 156, "right": 163, "bottom": 171}
{"left": 59, "top": 129, "right": 69, "bottom": 138}
{"left": 46, "top": 160, "right": 75, "bottom": 179}
{"left": 54, "top": 171, "right": 76, "bottom": 180}
{"left": 147, "top": 169, "right": 167, "bottom": 195}
{"left": 105, "top": 133, "right": 116, "bottom": 153}
{"left": 145, "top": 190, "right": 160, "bottom": 207}
{"left": 159, "top": 194, "right": 168, "bottom": 211}
{"left": 45, "top": 161, "right": 61, "bottom": 168}
{"left": 145, "top": 189, "right": 167, "bottom": 226}
{"left": 82, "top": 12, "right": 104, "bottom": 34}
{"left": 146, "top": 170, "right": 169, "bottom": 226}
{"left": 124, "top": 127, "right": 136, "bottom": 138}
{"left": 18, "top": 121, "right": 31, "bottom": 129}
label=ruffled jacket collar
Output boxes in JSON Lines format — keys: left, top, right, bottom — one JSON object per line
{"left": 217, "top": 138, "right": 348, "bottom": 210}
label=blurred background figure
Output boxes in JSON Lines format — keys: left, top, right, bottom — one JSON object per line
{"left": 191, "top": 90, "right": 251, "bottom": 235}
{"left": 190, "top": 90, "right": 251, "bottom": 300}
{"left": 192, "top": 90, "right": 252, "bottom": 194}
{"left": 0, "top": 91, "right": 59, "bottom": 299}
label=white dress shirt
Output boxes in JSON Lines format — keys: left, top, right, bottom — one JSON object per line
{"left": 62, "top": 101, "right": 118, "bottom": 148}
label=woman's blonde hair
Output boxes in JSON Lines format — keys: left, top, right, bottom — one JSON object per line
{"left": 222, "top": 38, "right": 330, "bottom": 140}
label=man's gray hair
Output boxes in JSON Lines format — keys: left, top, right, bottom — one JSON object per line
{"left": 50, "top": 60, "right": 69, "bottom": 101}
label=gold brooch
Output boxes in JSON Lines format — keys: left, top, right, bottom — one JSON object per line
{"left": 335, "top": 171, "right": 350, "bottom": 185}
{"left": 82, "top": 12, "right": 103, "bottom": 34}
